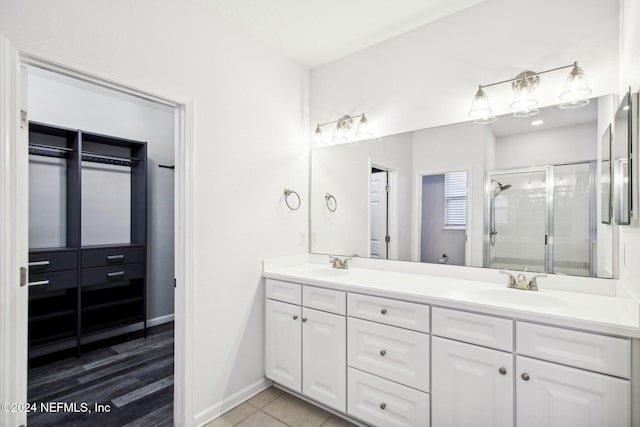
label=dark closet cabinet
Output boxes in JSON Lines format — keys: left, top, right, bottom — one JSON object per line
{"left": 28, "top": 122, "right": 147, "bottom": 358}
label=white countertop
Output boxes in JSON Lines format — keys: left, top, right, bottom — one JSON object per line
{"left": 263, "top": 258, "right": 640, "bottom": 338}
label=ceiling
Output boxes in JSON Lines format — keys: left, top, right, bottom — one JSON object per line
{"left": 210, "top": 0, "right": 486, "bottom": 68}
{"left": 489, "top": 100, "right": 598, "bottom": 138}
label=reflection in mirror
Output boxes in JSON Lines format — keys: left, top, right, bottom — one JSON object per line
{"left": 310, "top": 96, "right": 614, "bottom": 278}
{"left": 600, "top": 125, "right": 612, "bottom": 225}
{"left": 614, "top": 92, "right": 631, "bottom": 225}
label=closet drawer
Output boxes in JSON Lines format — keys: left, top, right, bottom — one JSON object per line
{"left": 82, "top": 246, "right": 145, "bottom": 268}
{"left": 82, "top": 263, "right": 145, "bottom": 287}
{"left": 348, "top": 317, "right": 429, "bottom": 392}
{"left": 28, "top": 270, "right": 78, "bottom": 291}
{"left": 266, "top": 279, "right": 301, "bottom": 305}
{"left": 432, "top": 307, "right": 513, "bottom": 351}
{"left": 348, "top": 293, "right": 429, "bottom": 332}
{"left": 348, "top": 368, "right": 430, "bottom": 427}
{"left": 303, "top": 286, "right": 346, "bottom": 315}
{"left": 516, "top": 322, "right": 631, "bottom": 378}
{"left": 29, "top": 251, "right": 77, "bottom": 273}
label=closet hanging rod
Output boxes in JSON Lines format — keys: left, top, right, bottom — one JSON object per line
{"left": 29, "top": 143, "right": 74, "bottom": 152}
{"left": 81, "top": 151, "right": 140, "bottom": 165}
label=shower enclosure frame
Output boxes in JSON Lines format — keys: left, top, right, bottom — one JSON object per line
{"left": 484, "top": 165, "right": 553, "bottom": 273}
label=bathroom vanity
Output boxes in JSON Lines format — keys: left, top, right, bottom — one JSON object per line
{"left": 263, "top": 256, "right": 640, "bottom": 427}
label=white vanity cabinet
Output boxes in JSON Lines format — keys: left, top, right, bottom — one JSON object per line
{"left": 431, "top": 336, "right": 513, "bottom": 427}
{"left": 265, "top": 279, "right": 346, "bottom": 412}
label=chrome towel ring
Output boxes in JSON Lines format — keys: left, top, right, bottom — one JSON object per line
{"left": 284, "top": 188, "right": 301, "bottom": 210}
{"left": 325, "top": 193, "right": 337, "bottom": 212}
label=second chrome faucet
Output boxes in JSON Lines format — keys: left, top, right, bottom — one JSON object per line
{"left": 499, "top": 271, "right": 547, "bottom": 291}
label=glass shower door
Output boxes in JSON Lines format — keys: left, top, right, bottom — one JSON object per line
{"left": 487, "top": 169, "right": 548, "bottom": 273}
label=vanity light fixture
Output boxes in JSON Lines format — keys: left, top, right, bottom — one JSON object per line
{"left": 314, "top": 113, "right": 372, "bottom": 143}
{"left": 469, "top": 61, "right": 592, "bottom": 124}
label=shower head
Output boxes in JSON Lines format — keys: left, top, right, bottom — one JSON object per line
{"left": 492, "top": 181, "right": 512, "bottom": 197}
{"left": 499, "top": 183, "right": 512, "bottom": 191}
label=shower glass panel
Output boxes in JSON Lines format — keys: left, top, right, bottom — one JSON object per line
{"left": 552, "top": 163, "right": 592, "bottom": 276}
{"left": 487, "top": 169, "right": 547, "bottom": 273}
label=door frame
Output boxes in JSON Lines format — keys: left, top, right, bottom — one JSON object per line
{"left": 0, "top": 34, "right": 196, "bottom": 426}
{"left": 413, "top": 169, "right": 472, "bottom": 265}
{"left": 367, "top": 160, "right": 398, "bottom": 260}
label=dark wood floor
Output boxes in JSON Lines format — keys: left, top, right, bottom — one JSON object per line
{"left": 28, "top": 322, "right": 174, "bottom": 427}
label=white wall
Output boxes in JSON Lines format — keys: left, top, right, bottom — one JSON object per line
{"left": 412, "top": 122, "right": 485, "bottom": 266}
{"left": 28, "top": 69, "right": 175, "bottom": 320}
{"left": 311, "top": 133, "right": 413, "bottom": 259}
{"left": 0, "top": 0, "right": 309, "bottom": 423}
{"left": 493, "top": 123, "right": 597, "bottom": 169}
{"left": 310, "top": 0, "right": 619, "bottom": 139}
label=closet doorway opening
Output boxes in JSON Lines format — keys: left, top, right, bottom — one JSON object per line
{"left": 370, "top": 167, "right": 389, "bottom": 259}
{"left": 25, "top": 67, "right": 177, "bottom": 426}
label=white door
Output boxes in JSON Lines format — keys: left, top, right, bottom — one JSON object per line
{"left": 265, "top": 299, "right": 302, "bottom": 392}
{"left": 302, "top": 307, "right": 346, "bottom": 412}
{"left": 370, "top": 171, "right": 388, "bottom": 259}
{"left": 516, "top": 356, "right": 630, "bottom": 427}
{"left": 432, "top": 337, "right": 513, "bottom": 427}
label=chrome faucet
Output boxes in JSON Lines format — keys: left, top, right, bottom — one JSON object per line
{"left": 499, "top": 271, "right": 547, "bottom": 291}
{"left": 329, "top": 255, "right": 352, "bottom": 269}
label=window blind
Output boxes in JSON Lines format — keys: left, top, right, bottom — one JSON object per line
{"left": 444, "top": 171, "right": 467, "bottom": 227}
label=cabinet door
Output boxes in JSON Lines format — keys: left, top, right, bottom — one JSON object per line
{"left": 265, "top": 299, "right": 302, "bottom": 392}
{"left": 516, "top": 356, "right": 630, "bottom": 427}
{"left": 302, "top": 307, "right": 346, "bottom": 412}
{"left": 432, "top": 336, "right": 513, "bottom": 427}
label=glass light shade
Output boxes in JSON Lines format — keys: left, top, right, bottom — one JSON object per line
{"left": 560, "top": 63, "right": 592, "bottom": 101}
{"left": 510, "top": 84, "right": 538, "bottom": 111}
{"left": 468, "top": 87, "right": 492, "bottom": 119}
{"left": 355, "top": 114, "right": 372, "bottom": 138}
{"left": 513, "top": 108, "right": 540, "bottom": 118}
{"left": 331, "top": 125, "right": 348, "bottom": 143}
{"left": 474, "top": 116, "right": 497, "bottom": 125}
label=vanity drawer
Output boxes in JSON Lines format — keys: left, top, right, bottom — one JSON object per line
{"left": 266, "top": 279, "right": 301, "bottom": 305}
{"left": 348, "top": 317, "right": 429, "bottom": 392}
{"left": 28, "top": 270, "right": 78, "bottom": 291}
{"left": 347, "top": 293, "right": 429, "bottom": 333}
{"left": 303, "top": 286, "right": 346, "bottom": 315}
{"left": 82, "top": 246, "right": 145, "bottom": 268}
{"left": 348, "top": 367, "right": 430, "bottom": 427}
{"left": 432, "top": 307, "right": 513, "bottom": 352}
{"left": 82, "top": 263, "right": 145, "bottom": 287}
{"left": 29, "top": 251, "right": 77, "bottom": 273}
{"left": 516, "top": 322, "right": 631, "bottom": 378}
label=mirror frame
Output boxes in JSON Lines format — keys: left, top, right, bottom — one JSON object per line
{"left": 600, "top": 124, "right": 612, "bottom": 225}
{"left": 615, "top": 90, "right": 632, "bottom": 225}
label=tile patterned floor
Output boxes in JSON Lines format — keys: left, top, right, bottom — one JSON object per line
{"left": 205, "top": 387, "right": 357, "bottom": 427}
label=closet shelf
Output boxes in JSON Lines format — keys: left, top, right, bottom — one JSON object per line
{"left": 30, "top": 331, "right": 76, "bottom": 347}
{"left": 81, "top": 296, "right": 143, "bottom": 313}
{"left": 82, "top": 315, "right": 144, "bottom": 335}
{"left": 29, "top": 309, "right": 76, "bottom": 322}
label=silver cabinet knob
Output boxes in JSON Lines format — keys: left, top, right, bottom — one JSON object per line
{"left": 380, "top": 308, "right": 387, "bottom": 315}
{"left": 499, "top": 367, "right": 507, "bottom": 375}
{"left": 380, "top": 403, "right": 386, "bottom": 410}
{"left": 521, "top": 373, "right": 530, "bottom": 381}
{"left": 302, "top": 317, "right": 308, "bottom": 323}
{"left": 293, "top": 315, "right": 298, "bottom": 320}
{"left": 380, "top": 350, "right": 386, "bottom": 356}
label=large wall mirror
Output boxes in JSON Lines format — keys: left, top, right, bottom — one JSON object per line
{"left": 310, "top": 95, "right": 618, "bottom": 278}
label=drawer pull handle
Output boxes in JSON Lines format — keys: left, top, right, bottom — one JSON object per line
{"left": 380, "top": 308, "right": 387, "bottom": 315}
{"left": 107, "top": 271, "right": 125, "bottom": 278}
{"left": 521, "top": 373, "right": 530, "bottom": 381}
{"left": 28, "top": 280, "right": 50, "bottom": 287}
{"left": 28, "top": 261, "right": 50, "bottom": 267}
{"left": 499, "top": 367, "right": 507, "bottom": 375}
{"left": 380, "top": 403, "right": 386, "bottom": 410}
{"left": 107, "top": 255, "right": 125, "bottom": 261}
{"left": 302, "top": 317, "right": 308, "bottom": 323}
{"left": 293, "top": 315, "right": 298, "bottom": 320}
{"left": 380, "top": 349, "right": 386, "bottom": 356}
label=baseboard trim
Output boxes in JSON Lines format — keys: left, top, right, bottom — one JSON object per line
{"left": 194, "top": 377, "right": 272, "bottom": 426}
{"left": 148, "top": 314, "right": 175, "bottom": 327}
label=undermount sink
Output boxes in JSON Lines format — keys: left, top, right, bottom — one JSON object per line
{"left": 473, "top": 288, "right": 567, "bottom": 308}
{"left": 306, "top": 268, "right": 351, "bottom": 277}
